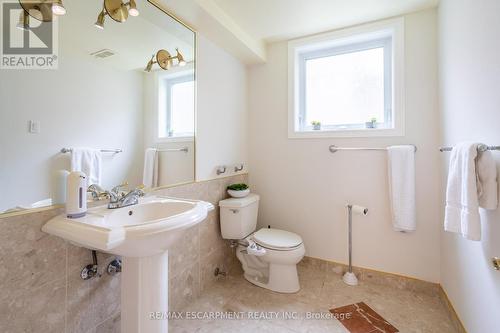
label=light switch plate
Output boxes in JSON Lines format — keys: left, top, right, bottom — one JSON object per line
{"left": 29, "top": 120, "right": 40, "bottom": 134}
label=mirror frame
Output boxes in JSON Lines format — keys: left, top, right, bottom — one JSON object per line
{"left": 0, "top": 0, "right": 197, "bottom": 219}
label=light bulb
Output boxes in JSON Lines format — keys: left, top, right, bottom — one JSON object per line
{"left": 16, "top": 11, "right": 29, "bottom": 31}
{"left": 128, "top": 0, "right": 139, "bottom": 16}
{"left": 176, "top": 49, "right": 186, "bottom": 66}
{"left": 145, "top": 55, "right": 155, "bottom": 72}
{"left": 94, "top": 11, "right": 105, "bottom": 29}
{"left": 129, "top": 8, "right": 139, "bottom": 17}
{"left": 52, "top": 0, "right": 66, "bottom": 16}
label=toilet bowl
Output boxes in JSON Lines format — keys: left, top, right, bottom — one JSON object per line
{"left": 219, "top": 194, "right": 305, "bottom": 293}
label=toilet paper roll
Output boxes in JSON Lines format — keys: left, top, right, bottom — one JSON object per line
{"left": 351, "top": 205, "right": 368, "bottom": 216}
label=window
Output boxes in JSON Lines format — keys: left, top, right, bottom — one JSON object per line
{"left": 288, "top": 18, "right": 405, "bottom": 138}
{"left": 158, "top": 72, "right": 195, "bottom": 139}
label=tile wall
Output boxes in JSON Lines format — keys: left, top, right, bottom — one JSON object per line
{"left": 0, "top": 174, "right": 247, "bottom": 333}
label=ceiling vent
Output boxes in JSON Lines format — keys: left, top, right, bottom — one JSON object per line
{"left": 90, "top": 49, "right": 116, "bottom": 59}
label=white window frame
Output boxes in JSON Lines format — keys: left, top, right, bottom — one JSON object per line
{"left": 288, "top": 17, "right": 405, "bottom": 138}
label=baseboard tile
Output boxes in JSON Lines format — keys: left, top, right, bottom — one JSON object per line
{"left": 300, "top": 256, "right": 440, "bottom": 295}
{"left": 300, "top": 256, "right": 466, "bottom": 332}
{"left": 438, "top": 286, "right": 468, "bottom": 333}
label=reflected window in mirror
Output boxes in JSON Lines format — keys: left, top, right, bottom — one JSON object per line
{"left": 158, "top": 71, "right": 195, "bottom": 140}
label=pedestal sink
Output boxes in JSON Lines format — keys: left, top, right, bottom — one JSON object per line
{"left": 42, "top": 196, "right": 214, "bottom": 333}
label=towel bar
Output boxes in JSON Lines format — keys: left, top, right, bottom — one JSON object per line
{"left": 439, "top": 145, "right": 500, "bottom": 152}
{"left": 157, "top": 147, "right": 188, "bottom": 153}
{"left": 329, "top": 145, "right": 417, "bottom": 153}
{"left": 61, "top": 148, "right": 122, "bottom": 154}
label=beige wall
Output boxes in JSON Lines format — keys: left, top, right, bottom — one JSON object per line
{"left": 248, "top": 9, "right": 441, "bottom": 282}
{"left": 439, "top": 0, "right": 500, "bottom": 331}
{"left": 0, "top": 174, "right": 244, "bottom": 332}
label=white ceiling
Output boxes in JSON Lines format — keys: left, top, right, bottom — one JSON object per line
{"left": 213, "top": 0, "right": 439, "bottom": 42}
{"left": 154, "top": 0, "right": 440, "bottom": 64}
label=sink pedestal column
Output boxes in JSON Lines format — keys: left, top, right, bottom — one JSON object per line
{"left": 121, "top": 251, "right": 169, "bottom": 333}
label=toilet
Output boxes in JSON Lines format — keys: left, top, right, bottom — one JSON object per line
{"left": 219, "top": 194, "right": 305, "bottom": 293}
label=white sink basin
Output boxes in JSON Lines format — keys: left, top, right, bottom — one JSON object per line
{"left": 42, "top": 195, "right": 214, "bottom": 333}
{"left": 42, "top": 196, "right": 213, "bottom": 257}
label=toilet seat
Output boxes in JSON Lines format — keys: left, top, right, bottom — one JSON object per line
{"left": 252, "top": 228, "right": 302, "bottom": 251}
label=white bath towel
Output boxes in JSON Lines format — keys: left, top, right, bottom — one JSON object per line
{"left": 143, "top": 148, "right": 159, "bottom": 188}
{"left": 387, "top": 145, "right": 416, "bottom": 232}
{"left": 476, "top": 150, "right": 498, "bottom": 210}
{"left": 444, "top": 142, "right": 481, "bottom": 240}
{"left": 444, "top": 142, "right": 498, "bottom": 241}
{"left": 70, "top": 148, "right": 102, "bottom": 186}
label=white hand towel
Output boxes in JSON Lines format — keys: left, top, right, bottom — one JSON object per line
{"left": 143, "top": 148, "right": 159, "bottom": 188}
{"left": 387, "top": 145, "right": 416, "bottom": 232}
{"left": 70, "top": 148, "right": 102, "bottom": 186}
{"left": 444, "top": 142, "right": 482, "bottom": 241}
{"left": 476, "top": 150, "right": 498, "bottom": 210}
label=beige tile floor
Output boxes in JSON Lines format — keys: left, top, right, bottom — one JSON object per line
{"left": 170, "top": 265, "right": 457, "bottom": 333}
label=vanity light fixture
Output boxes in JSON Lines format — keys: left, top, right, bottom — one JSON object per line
{"left": 144, "top": 48, "right": 187, "bottom": 72}
{"left": 18, "top": 0, "right": 66, "bottom": 24}
{"left": 94, "top": 0, "right": 139, "bottom": 30}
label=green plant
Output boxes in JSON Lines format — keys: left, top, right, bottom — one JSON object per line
{"left": 311, "top": 120, "right": 321, "bottom": 126}
{"left": 369, "top": 117, "right": 377, "bottom": 123}
{"left": 227, "top": 183, "right": 249, "bottom": 191}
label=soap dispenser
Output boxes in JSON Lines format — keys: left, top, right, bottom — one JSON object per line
{"left": 66, "top": 171, "right": 87, "bottom": 218}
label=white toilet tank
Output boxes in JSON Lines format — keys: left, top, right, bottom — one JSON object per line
{"left": 219, "top": 194, "right": 260, "bottom": 239}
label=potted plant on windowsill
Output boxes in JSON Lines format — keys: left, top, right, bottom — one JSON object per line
{"left": 311, "top": 120, "right": 321, "bottom": 130}
{"left": 227, "top": 183, "right": 250, "bottom": 198}
{"left": 365, "top": 117, "right": 377, "bottom": 129}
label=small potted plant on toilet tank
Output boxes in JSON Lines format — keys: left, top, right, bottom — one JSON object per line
{"left": 227, "top": 183, "right": 250, "bottom": 198}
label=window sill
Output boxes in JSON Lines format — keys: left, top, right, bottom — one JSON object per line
{"left": 155, "top": 136, "right": 194, "bottom": 143}
{"left": 288, "top": 127, "right": 404, "bottom": 139}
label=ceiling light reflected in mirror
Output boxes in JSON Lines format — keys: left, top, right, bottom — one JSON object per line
{"left": 144, "top": 48, "right": 187, "bottom": 72}
{"left": 18, "top": 0, "right": 66, "bottom": 24}
{"left": 95, "top": 0, "right": 140, "bottom": 29}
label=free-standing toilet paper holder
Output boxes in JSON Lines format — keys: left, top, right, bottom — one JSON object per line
{"left": 343, "top": 204, "right": 368, "bottom": 286}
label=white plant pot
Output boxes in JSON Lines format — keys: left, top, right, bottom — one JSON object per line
{"left": 227, "top": 189, "right": 250, "bottom": 198}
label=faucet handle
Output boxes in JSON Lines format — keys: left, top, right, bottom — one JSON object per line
{"left": 87, "top": 184, "right": 109, "bottom": 201}
{"left": 111, "top": 181, "right": 129, "bottom": 194}
{"left": 133, "top": 185, "right": 145, "bottom": 197}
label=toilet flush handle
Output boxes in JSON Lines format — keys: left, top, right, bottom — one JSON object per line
{"left": 230, "top": 209, "right": 239, "bottom": 214}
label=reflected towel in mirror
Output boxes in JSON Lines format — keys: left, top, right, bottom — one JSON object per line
{"left": 143, "top": 148, "right": 159, "bottom": 188}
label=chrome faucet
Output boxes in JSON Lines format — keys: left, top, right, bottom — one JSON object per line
{"left": 107, "top": 185, "right": 145, "bottom": 209}
{"left": 88, "top": 182, "right": 145, "bottom": 209}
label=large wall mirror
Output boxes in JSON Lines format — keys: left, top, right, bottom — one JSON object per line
{"left": 0, "top": 0, "right": 196, "bottom": 215}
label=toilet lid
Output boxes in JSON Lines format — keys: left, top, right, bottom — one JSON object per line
{"left": 253, "top": 228, "right": 302, "bottom": 249}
